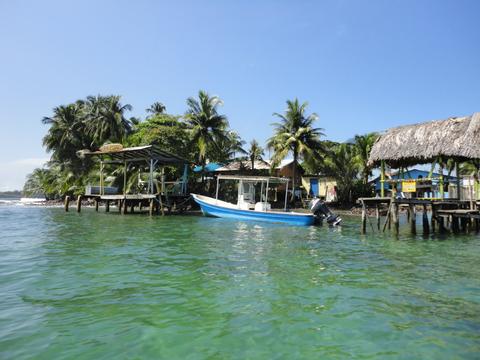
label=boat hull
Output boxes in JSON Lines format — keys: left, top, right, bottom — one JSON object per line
{"left": 191, "top": 194, "right": 315, "bottom": 226}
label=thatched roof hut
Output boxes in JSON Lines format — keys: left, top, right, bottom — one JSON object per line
{"left": 368, "top": 112, "right": 480, "bottom": 167}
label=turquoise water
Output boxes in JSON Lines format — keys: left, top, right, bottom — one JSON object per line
{"left": 1, "top": 206, "right": 479, "bottom": 359}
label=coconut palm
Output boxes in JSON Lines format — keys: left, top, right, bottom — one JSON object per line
{"left": 146, "top": 102, "right": 166, "bottom": 116}
{"left": 247, "top": 139, "right": 264, "bottom": 171}
{"left": 184, "top": 90, "right": 229, "bottom": 166}
{"left": 267, "top": 98, "right": 325, "bottom": 202}
{"left": 354, "top": 132, "right": 379, "bottom": 184}
{"left": 42, "top": 102, "right": 90, "bottom": 169}
{"left": 322, "top": 143, "right": 360, "bottom": 204}
{"left": 85, "top": 95, "right": 133, "bottom": 145}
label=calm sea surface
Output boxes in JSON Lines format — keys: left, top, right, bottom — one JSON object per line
{"left": 1, "top": 204, "right": 479, "bottom": 359}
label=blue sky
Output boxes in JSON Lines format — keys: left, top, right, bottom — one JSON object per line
{"left": 1, "top": 0, "right": 479, "bottom": 190}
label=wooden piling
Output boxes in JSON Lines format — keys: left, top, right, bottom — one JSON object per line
{"left": 392, "top": 202, "right": 399, "bottom": 234}
{"left": 409, "top": 204, "right": 416, "bottom": 234}
{"left": 375, "top": 204, "right": 380, "bottom": 230}
{"left": 76, "top": 195, "right": 82, "bottom": 213}
{"left": 122, "top": 199, "right": 128, "bottom": 215}
{"left": 431, "top": 205, "right": 436, "bottom": 232}
{"left": 64, "top": 196, "right": 70, "bottom": 212}
{"left": 361, "top": 201, "right": 367, "bottom": 234}
{"left": 95, "top": 198, "right": 99, "bottom": 212}
{"left": 422, "top": 204, "right": 429, "bottom": 234}
{"left": 149, "top": 198, "right": 154, "bottom": 216}
{"left": 105, "top": 200, "right": 110, "bottom": 212}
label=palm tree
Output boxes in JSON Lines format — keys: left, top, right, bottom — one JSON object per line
{"left": 247, "top": 139, "right": 264, "bottom": 171}
{"left": 354, "top": 132, "right": 378, "bottom": 184}
{"left": 42, "top": 102, "right": 90, "bottom": 169}
{"left": 146, "top": 102, "right": 166, "bottom": 116}
{"left": 267, "top": 98, "right": 325, "bottom": 202}
{"left": 85, "top": 95, "right": 133, "bottom": 145}
{"left": 322, "top": 143, "right": 360, "bottom": 204}
{"left": 184, "top": 90, "right": 229, "bottom": 166}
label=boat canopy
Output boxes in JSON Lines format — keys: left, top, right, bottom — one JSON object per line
{"left": 216, "top": 175, "right": 289, "bottom": 183}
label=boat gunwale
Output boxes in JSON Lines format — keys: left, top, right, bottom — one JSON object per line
{"left": 191, "top": 193, "right": 313, "bottom": 218}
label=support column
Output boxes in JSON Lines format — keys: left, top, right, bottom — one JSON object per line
{"left": 431, "top": 204, "right": 436, "bottom": 232}
{"left": 380, "top": 161, "right": 386, "bottom": 198}
{"left": 361, "top": 201, "right": 367, "bottom": 234}
{"left": 149, "top": 198, "right": 154, "bottom": 216}
{"left": 409, "top": 204, "right": 416, "bottom": 234}
{"left": 64, "top": 196, "right": 70, "bottom": 212}
{"left": 375, "top": 204, "right": 380, "bottom": 230}
{"left": 106, "top": 200, "right": 110, "bottom": 212}
{"left": 422, "top": 204, "right": 429, "bottom": 234}
{"left": 76, "top": 195, "right": 82, "bottom": 213}
{"left": 392, "top": 202, "right": 399, "bottom": 234}
{"left": 95, "top": 198, "right": 99, "bottom": 212}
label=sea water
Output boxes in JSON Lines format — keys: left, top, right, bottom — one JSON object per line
{"left": 0, "top": 205, "right": 479, "bottom": 359}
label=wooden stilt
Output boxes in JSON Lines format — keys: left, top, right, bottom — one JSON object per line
{"left": 76, "top": 195, "right": 82, "bottom": 213}
{"left": 375, "top": 204, "right": 380, "bottom": 230}
{"left": 64, "top": 196, "right": 70, "bottom": 212}
{"left": 95, "top": 198, "right": 99, "bottom": 212}
{"left": 382, "top": 202, "right": 391, "bottom": 232}
{"left": 130, "top": 203, "right": 135, "bottom": 213}
{"left": 392, "top": 202, "right": 399, "bottom": 234}
{"left": 149, "top": 198, "right": 154, "bottom": 216}
{"left": 118, "top": 200, "right": 122, "bottom": 212}
{"left": 106, "top": 200, "right": 110, "bottom": 212}
{"left": 361, "top": 202, "right": 367, "bottom": 234}
{"left": 122, "top": 199, "right": 128, "bottom": 215}
{"left": 422, "top": 204, "right": 429, "bottom": 234}
{"left": 431, "top": 204, "right": 436, "bottom": 232}
{"left": 159, "top": 195, "right": 165, "bottom": 216}
{"left": 409, "top": 204, "right": 416, "bottom": 234}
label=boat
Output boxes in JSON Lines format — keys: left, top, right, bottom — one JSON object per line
{"left": 192, "top": 175, "right": 340, "bottom": 226}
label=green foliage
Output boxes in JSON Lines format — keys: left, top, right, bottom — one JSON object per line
{"left": 247, "top": 139, "right": 264, "bottom": 171}
{"left": 128, "top": 114, "right": 193, "bottom": 160}
{"left": 184, "top": 90, "right": 230, "bottom": 165}
{"left": 321, "top": 143, "right": 361, "bottom": 204}
{"left": 146, "top": 102, "right": 166, "bottom": 116}
{"left": 353, "top": 132, "right": 379, "bottom": 184}
{"left": 267, "top": 98, "right": 325, "bottom": 202}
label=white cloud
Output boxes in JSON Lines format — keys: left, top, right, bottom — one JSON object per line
{"left": 0, "top": 157, "right": 49, "bottom": 191}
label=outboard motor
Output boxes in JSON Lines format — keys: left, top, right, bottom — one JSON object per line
{"left": 310, "top": 198, "right": 342, "bottom": 226}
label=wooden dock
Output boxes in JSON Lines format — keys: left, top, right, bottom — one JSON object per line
{"left": 358, "top": 197, "right": 479, "bottom": 235}
{"left": 64, "top": 194, "right": 191, "bottom": 216}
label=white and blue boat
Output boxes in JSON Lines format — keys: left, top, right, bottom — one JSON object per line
{"left": 192, "top": 175, "right": 316, "bottom": 226}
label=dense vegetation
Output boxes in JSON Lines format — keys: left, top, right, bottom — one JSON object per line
{"left": 23, "top": 92, "right": 378, "bottom": 204}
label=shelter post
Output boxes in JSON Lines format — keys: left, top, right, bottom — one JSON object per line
{"left": 380, "top": 161, "right": 385, "bottom": 197}
{"left": 455, "top": 162, "right": 461, "bottom": 200}
{"left": 439, "top": 164, "right": 444, "bottom": 199}
{"left": 284, "top": 180, "right": 289, "bottom": 211}
{"left": 100, "top": 159, "right": 104, "bottom": 195}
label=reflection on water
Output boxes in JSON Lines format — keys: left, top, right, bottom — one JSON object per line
{"left": 0, "top": 207, "right": 480, "bottom": 359}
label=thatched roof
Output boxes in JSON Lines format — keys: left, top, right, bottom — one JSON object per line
{"left": 368, "top": 112, "right": 480, "bottom": 167}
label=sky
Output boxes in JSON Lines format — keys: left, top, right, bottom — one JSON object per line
{"left": 0, "top": 0, "right": 479, "bottom": 190}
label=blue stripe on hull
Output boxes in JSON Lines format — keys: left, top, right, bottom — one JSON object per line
{"left": 193, "top": 196, "right": 315, "bottom": 226}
